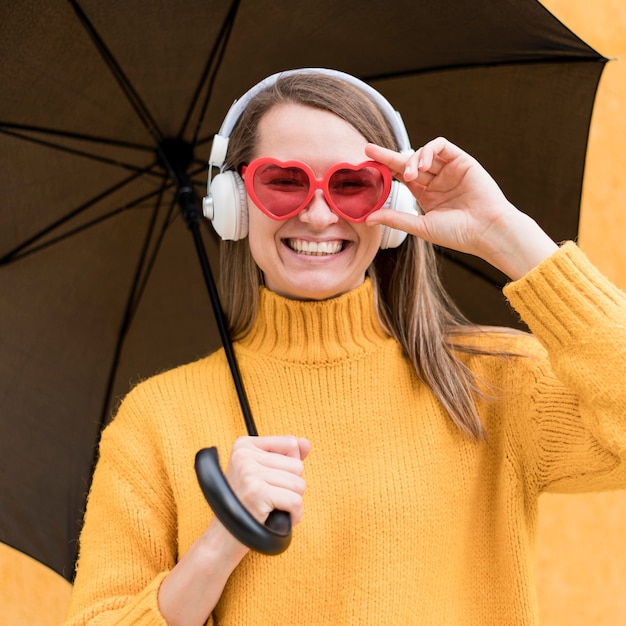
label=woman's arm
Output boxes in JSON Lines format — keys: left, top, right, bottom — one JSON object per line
{"left": 366, "top": 138, "right": 626, "bottom": 486}
{"left": 504, "top": 242, "right": 626, "bottom": 488}
{"left": 158, "top": 436, "right": 309, "bottom": 626}
{"left": 66, "top": 385, "right": 309, "bottom": 626}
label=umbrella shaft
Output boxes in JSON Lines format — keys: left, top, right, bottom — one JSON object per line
{"left": 180, "top": 184, "right": 259, "bottom": 437}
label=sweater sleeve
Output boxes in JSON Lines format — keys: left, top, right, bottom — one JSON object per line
{"left": 64, "top": 386, "right": 203, "bottom": 625}
{"left": 503, "top": 241, "right": 626, "bottom": 492}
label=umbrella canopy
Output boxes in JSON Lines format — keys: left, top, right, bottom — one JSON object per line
{"left": 0, "top": 0, "right": 605, "bottom": 581}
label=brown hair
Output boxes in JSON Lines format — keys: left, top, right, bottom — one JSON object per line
{"left": 218, "top": 72, "right": 500, "bottom": 438}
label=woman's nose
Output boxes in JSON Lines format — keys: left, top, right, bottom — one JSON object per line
{"left": 298, "top": 190, "right": 339, "bottom": 227}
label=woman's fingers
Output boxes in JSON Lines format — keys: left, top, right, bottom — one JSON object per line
{"left": 365, "top": 142, "right": 408, "bottom": 172}
{"left": 365, "top": 143, "right": 429, "bottom": 184}
{"left": 225, "top": 436, "right": 310, "bottom": 525}
{"left": 366, "top": 207, "right": 426, "bottom": 237}
{"left": 366, "top": 137, "right": 462, "bottom": 186}
{"left": 243, "top": 434, "right": 310, "bottom": 460}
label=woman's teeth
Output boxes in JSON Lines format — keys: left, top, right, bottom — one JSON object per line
{"left": 287, "top": 239, "right": 343, "bottom": 255}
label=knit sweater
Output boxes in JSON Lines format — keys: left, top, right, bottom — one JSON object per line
{"left": 65, "top": 242, "right": 626, "bottom": 625}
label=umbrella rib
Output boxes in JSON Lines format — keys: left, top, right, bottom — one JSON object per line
{"left": 125, "top": 164, "right": 218, "bottom": 319}
{"left": 194, "top": 134, "right": 214, "bottom": 149}
{"left": 0, "top": 165, "right": 163, "bottom": 265}
{"left": 128, "top": 193, "right": 179, "bottom": 320}
{"left": 7, "top": 187, "right": 174, "bottom": 264}
{"left": 188, "top": 161, "right": 211, "bottom": 189}
{"left": 362, "top": 56, "right": 607, "bottom": 84}
{"left": 0, "top": 127, "right": 162, "bottom": 177}
{"left": 0, "top": 123, "right": 152, "bottom": 152}
{"left": 67, "top": 0, "right": 164, "bottom": 144}
{"left": 65, "top": 1, "right": 202, "bottom": 194}
{"left": 179, "top": 0, "right": 241, "bottom": 145}
{"left": 98, "top": 184, "right": 170, "bottom": 432}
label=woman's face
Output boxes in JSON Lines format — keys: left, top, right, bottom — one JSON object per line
{"left": 246, "top": 103, "right": 383, "bottom": 301}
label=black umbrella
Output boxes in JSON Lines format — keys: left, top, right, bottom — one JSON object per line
{"left": 0, "top": 0, "right": 605, "bottom": 581}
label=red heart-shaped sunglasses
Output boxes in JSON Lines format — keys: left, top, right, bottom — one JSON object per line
{"left": 241, "top": 157, "right": 393, "bottom": 222}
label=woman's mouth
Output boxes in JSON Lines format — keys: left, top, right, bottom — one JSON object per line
{"left": 285, "top": 238, "right": 345, "bottom": 256}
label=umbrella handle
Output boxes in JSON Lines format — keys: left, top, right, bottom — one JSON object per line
{"left": 194, "top": 447, "right": 292, "bottom": 555}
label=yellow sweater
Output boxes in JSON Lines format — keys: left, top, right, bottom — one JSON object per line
{"left": 66, "top": 243, "right": 626, "bottom": 625}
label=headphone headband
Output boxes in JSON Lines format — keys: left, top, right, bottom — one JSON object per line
{"left": 208, "top": 68, "right": 413, "bottom": 169}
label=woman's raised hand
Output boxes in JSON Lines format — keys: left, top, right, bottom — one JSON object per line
{"left": 365, "top": 139, "right": 558, "bottom": 280}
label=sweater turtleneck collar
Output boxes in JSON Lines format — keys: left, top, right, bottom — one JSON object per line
{"left": 237, "top": 279, "right": 391, "bottom": 364}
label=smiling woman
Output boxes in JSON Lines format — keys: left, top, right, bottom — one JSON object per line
{"left": 58, "top": 68, "right": 626, "bottom": 626}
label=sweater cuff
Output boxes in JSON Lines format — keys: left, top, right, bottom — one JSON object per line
{"left": 116, "top": 571, "right": 170, "bottom": 624}
{"left": 503, "top": 241, "right": 626, "bottom": 348}
{"left": 114, "top": 571, "right": 215, "bottom": 626}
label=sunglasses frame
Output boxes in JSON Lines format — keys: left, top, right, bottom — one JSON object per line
{"left": 241, "top": 157, "right": 393, "bottom": 222}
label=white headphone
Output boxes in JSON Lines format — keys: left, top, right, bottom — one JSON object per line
{"left": 203, "top": 68, "right": 418, "bottom": 249}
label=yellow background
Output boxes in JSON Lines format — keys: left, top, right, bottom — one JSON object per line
{"left": 1, "top": 0, "right": 625, "bottom": 623}
{"left": 535, "top": 0, "right": 626, "bottom": 623}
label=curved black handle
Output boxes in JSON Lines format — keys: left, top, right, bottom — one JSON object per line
{"left": 195, "top": 447, "right": 292, "bottom": 555}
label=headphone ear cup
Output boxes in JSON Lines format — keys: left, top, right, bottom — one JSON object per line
{"left": 205, "top": 171, "right": 248, "bottom": 240}
{"left": 379, "top": 181, "right": 419, "bottom": 249}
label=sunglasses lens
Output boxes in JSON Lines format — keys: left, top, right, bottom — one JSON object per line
{"left": 252, "top": 164, "right": 311, "bottom": 218}
{"left": 328, "top": 166, "right": 387, "bottom": 220}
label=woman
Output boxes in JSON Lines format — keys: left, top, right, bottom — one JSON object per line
{"left": 65, "top": 69, "right": 626, "bottom": 625}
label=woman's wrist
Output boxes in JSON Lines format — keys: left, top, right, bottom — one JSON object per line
{"left": 482, "top": 208, "right": 559, "bottom": 281}
{"left": 158, "top": 519, "right": 249, "bottom": 625}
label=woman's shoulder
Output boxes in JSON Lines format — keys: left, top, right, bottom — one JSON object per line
{"left": 128, "top": 349, "right": 226, "bottom": 396}
{"left": 102, "top": 349, "right": 233, "bottom": 448}
{"left": 106, "top": 349, "right": 228, "bottom": 426}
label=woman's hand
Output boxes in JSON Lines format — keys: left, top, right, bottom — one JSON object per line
{"left": 365, "top": 138, "right": 558, "bottom": 280}
{"left": 224, "top": 435, "right": 310, "bottom": 528}
{"left": 159, "top": 436, "right": 309, "bottom": 625}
